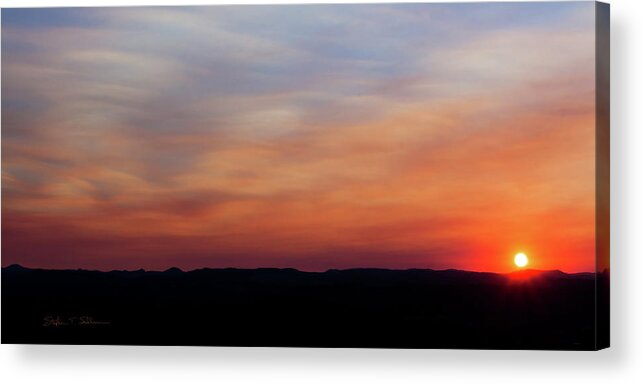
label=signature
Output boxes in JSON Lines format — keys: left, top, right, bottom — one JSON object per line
{"left": 43, "top": 315, "right": 111, "bottom": 327}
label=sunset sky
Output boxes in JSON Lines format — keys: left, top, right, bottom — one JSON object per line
{"left": 2, "top": 3, "right": 598, "bottom": 272}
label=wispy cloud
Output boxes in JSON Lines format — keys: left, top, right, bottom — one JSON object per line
{"left": 2, "top": 3, "right": 597, "bottom": 272}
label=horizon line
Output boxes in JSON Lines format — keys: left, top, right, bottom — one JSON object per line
{"left": 1, "top": 263, "right": 603, "bottom": 276}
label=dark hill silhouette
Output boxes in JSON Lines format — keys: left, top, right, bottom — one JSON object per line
{"left": 506, "top": 268, "right": 596, "bottom": 281}
{"left": 1, "top": 265, "right": 609, "bottom": 349}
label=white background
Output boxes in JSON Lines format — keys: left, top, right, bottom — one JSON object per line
{"left": 0, "top": 0, "right": 641, "bottom": 383}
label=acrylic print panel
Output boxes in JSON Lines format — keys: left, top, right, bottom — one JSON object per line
{"left": 1, "top": 2, "right": 610, "bottom": 350}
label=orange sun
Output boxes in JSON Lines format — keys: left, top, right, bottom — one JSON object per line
{"left": 514, "top": 252, "right": 529, "bottom": 268}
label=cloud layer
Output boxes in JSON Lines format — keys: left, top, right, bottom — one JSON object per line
{"left": 2, "top": 3, "right": 597, "bottom": 272}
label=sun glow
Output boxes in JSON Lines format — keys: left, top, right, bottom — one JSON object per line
{"left": 514, "top": 252, "right": 529, "bottom": 268}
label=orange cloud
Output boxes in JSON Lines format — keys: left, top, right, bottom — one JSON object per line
{"left": 2, "top": 3, "right": 599, "bottom": 272}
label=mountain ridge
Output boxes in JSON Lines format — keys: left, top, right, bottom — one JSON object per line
{"left": 2, "top": 263, "right": 598, "bottom": 280}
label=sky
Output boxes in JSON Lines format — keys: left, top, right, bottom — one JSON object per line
{"left": 2, "top": 2, "right": 598, "bottom": 272}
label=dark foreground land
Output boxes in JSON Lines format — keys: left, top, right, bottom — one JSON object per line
{"left": 2, "top": 265, "right": 609, "bottom": 349}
